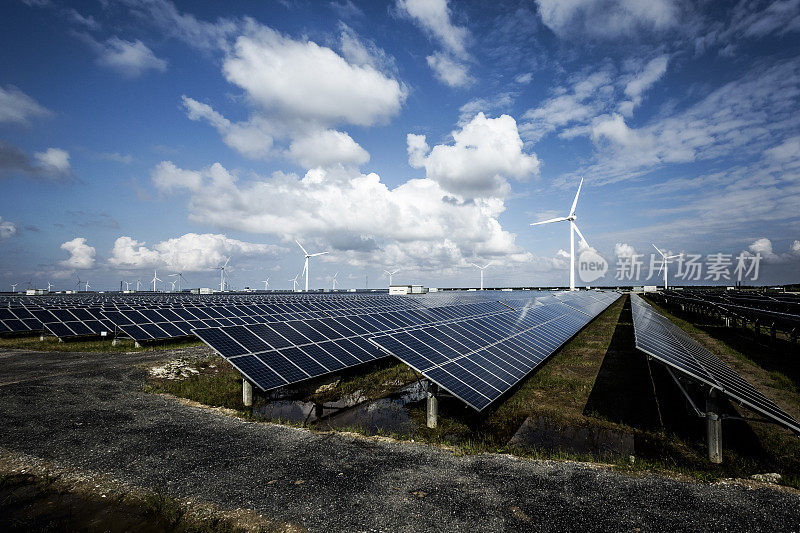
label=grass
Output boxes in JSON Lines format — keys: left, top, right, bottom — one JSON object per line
{"left": 0, "top": 334, "right": 203, "bottom": 353}
{"left": 146, "top": 357, "right": 248, "bottom": 411}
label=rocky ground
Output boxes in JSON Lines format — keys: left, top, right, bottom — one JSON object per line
{"left": 1, "top": 346, "right": 799, "bottom": 532}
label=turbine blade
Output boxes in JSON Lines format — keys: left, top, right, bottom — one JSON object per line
{"left": 295, "top": 240, "right": 308, "bottom": 255}
{"left": 310, "top": 251, "right": 329, "bottom": 257}
{"left": 652, "top": 243, "right": 665, "bottom": 257}
{"left": 569, "top": 177, "right": 583, "bottom": 216}
{"left": 572, "top": 223, "right": 589, "bottom": 247}
{"left": 530, "top": 216, "right": 569, "bottom": 226}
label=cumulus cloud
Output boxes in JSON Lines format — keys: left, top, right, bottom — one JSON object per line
{"left": 150, "top": 160, "right": 534, "bottom": 271}
{"left": 395, "top": 0, "right": 472, "bottom": 87}
{"left": 60, "top": 237, "right": 96, "bottom": 269}
{"left": 0, "top": 86, "right": 51, "bottom": 124}
{"left": 535, "top": 0, "right": 679, "bottom": 39}
{"left": 82, "top": 35, "right": 167, "bottom": 78}
{"left": 407, "top": 113, "right": 539, "bottom": 199}
{"left": 287, "top": 129, "right": 369, "bottom": 168}
{"left": 223, "top": 24, "right": 405, "bottom": 127}
{"left": 614, "top": 242, "right": 638, "bottom": 258}
{"left": 109, "top": 233, "right": 284, "bottom": 271}
{"left": 0, "top": 216, "right": 17, "bottom": 241}
{"left": 182, "top": 96, "right": 274, "bottom": 159}
{"left": 33, "top": 148, "right": 70, "bottom": 174}
{"left": 748, "top": 237, "right": 800, "bottom": 263}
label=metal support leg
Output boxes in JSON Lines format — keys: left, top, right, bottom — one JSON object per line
{"left": 706, "top": 390, "right": 722, "bottom": 464}
{"left": 426, "top": 382, "right": 439, "bottom": 429}
{"left": 242, "top": 378, "right": 253, "bottom": 407}
{"left": 134, "top": 341, "right": 142, "bottom": 348}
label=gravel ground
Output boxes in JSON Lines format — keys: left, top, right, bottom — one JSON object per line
{"left": 1, "top": 347, "right": 799, "bottom": 532}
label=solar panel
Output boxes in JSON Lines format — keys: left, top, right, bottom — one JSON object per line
{"left": 370, "top": 291, "right": 620, "bottom": 411}
{"left": 630, "top": 293, "right": 800, "bottom": 434}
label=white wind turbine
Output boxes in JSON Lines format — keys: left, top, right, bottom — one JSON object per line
{"left": 332, "top": 272, "right": 339, "bottom": 290}
{"left": 151, "top": 269, "right": 161, "bottom": 292}
{"left": 652, "top": 244, "right": 683, "bottom": 290}
{"left": 470, "top": 262, "right": 492, "bottom": 290}
{"left": 384, "top": 269, "right": 399, "bottom": 286}
{"left": 169, "top": 272, "right": 187, "bottom": 292}
{"left": 84, "top": 281, "right": 91, "bottom": 291}
{"left": 170, "top": 280, "right": 177, "bottom": 292}
{"left": 124, "top": 281, "right": 132, "bottom": 291}
{"left": 47, "top": 282, "right": 53, "bottom": 292}
{"left": 530, "top": 178, "right": 589, "bottom": 291}
{"left": 10, "top": 283, "right": 17, "bottom": 292}
{"left": 289, "top": 273, "right": 300, "bottom": 291}
{"left": 296, "top": 240, "right": 328, "bottom": 292}
{"left": 215, "top": 257, "right": 230, "bottom": 292}
{"left": 135, "top": 279, "right": 141, "bottom": 292}
{"left": 262, "top": 276, "right": 270, "bottom": 290}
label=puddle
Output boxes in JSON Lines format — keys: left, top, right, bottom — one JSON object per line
{"left": 253, "top": 381, "right": 427, "bottom": 434}
{"left": 316, "top": 381, "right": 427, "bottom": 436}
{"left": 508, "top": 416, "right": 634, "bottom": 457}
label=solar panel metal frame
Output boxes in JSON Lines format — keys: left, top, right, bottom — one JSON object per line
{"left": 630, "top": 293, "right": 800, "bottom": 435}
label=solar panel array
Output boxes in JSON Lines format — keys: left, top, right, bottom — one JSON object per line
{"left": 371, "top": 291, "right": 620, "bottom": 411}
{"left": 630, "top": 293, "right": 800, "bottom": 434}
{"left": 193, "top": 299, "right": 513, "bottom": 391}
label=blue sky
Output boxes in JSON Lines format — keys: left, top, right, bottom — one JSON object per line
{"left": 1, "top": 0, "right": 799, "bottom": 291}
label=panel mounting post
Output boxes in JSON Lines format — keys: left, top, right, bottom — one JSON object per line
{"left": 426, "top": 382, "right": 439, "bottom": 429}
{"left": 242, "top": 377, "right": 253, "bottom": 407}
{"left": 706, "top": 389, "right": 722, "bottom": 464}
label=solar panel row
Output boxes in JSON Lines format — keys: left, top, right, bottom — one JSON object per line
{"left": 630, "top": 293, "right": 800, "bottom": 434}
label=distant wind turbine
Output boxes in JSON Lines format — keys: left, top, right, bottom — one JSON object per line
{"left": 123, "top": 281, "right": 132, "bottom": 291}
{"left": 332, "top": 272, "right": 339, "bottom": 290}
{"left": 262, "top": 276, "right": 270, "bottom": 290}
{"left": 215, "top": 257, "right": 230, "bottom": 291}
{"left": 84, "top": 281, "right": 91, "bottom": 291}
{"left": 170, "top": 280, "right": 177, "bottom": 292}
{"left": 151, "top": 269, "right": 162, "bottom": 292}
{"left": 47, "top": 281, "right": 53, "bottom": 292}
{"left": 296, "top": 240, "right": 328, "bottom": 291}
{"left": 10, "top": 283, "right": 17, "bottom": 292}
{"left": 384, "top": 269, "right": 399, "bottom": 286}
{"left": 470, "top": 262, "right": 492, "bottom": 290}
{"left": 530, "top": 177, "right": 588, "bottom": 291}
{"left": 135, "top": 279, "right": 141, "bottom": 292}
{"left": 289, "top": 273, "right": 300, "bottom": 291}
{"left": 652, "top": 244, "right": 683, "bottom": 290}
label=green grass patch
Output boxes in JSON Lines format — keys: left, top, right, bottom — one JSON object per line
{"left": 0, "top": 334, "right": 203, "bottom": 353}
{"left": 146, "top": 358, "right": 246, "bottom": 411}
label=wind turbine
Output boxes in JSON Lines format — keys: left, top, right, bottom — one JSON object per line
{"left": 215, "top": 257, "right": 230, "bottom": 291}
{"left": 652, "top": 244, "right": 683, "bottom": 290}
{"left": 123, "top": 281, "right": 132, "bottom": 291}
{"left": 135, "top": 279, "right": 141, "bottom": 292}
{"left": 262, "top": 276, "right": 270, "bottom": 290}
{"left": 470, "top": 262, "right": 492, "bottom": 290}
{"left": 289, "top": 273, "right": 300, "bottom": 291}
{"left": 84, "top": 280, "right": 91, "bottom": 291}
{"left": 332, "top": 272, "right": 339, "bottom": 290}
{"left": 169, "top": 272, "right": 187, "bottom": 292}
{"left": 530, "top": 177, "right": 588, "bottom": 291}
{"left": 383, "top": 269, "right": 399, "bottom": 286}
{"left": 151, "top": 269, "right": 162, "bottom": 292}
{"left": 47, "top": 281, "right": 53, "bottom": 292}
{"left": 296, "top": 240, "right": 328, "bottom": 291}
{"left": 10, "top": 283, "right": 17, "bottom": 292}
{"left": 170, "top": 280, "right": 177, "bottom": 292}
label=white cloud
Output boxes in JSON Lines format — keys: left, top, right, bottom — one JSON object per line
{"left": 396, "top": 0, "right": 471, "bottom": 87}
{"left": 109, "top": 233, "right": 284, "bottom": 271}
{"left": 338, "top": 24, "right": 396, "bottom": 73}
{"left": 614, "top": 242, "right": 637, "bottom": 258}
{"left": 287, "top": 129, "right": 369, "bottom": 168}
{"left": 396, "top": 0, "right": 469, "bottom": 56}
{"left": 150, "top": 160, "right": 534, "bottom": 271}
{"left": 408, "top": 113, "right": 540, "bottom": 198}
{"left": 458, "top": 93, "right": 514, "bottom": 125}
{"left": 60, "top": 237, "right": 96, "bottom": 269}
{"left": 33, "top": 148, "right": 70, "bottom": 174}
{"left": 765, "top": 136, "right": 800, "bottom": 162}
{"left": 426, "top": 52, "right": 472, "bottom": 87}
{"left": 182, "top": 96, "right": 274, "bottom": 159}
{"left": 406, "top": 134, "right": 429, "bottom": 168}
{"left": 0, "top": 217, "right": 17, "bottom": 241}
{"left": 0, "top": 86, "right": 51, "bottom": 124}
{"left": 748, "top": 237, "right": 800, "bottom": 264}
{"left": 90, "top": 36, "right": 168, "bottom": 78}
{"left": 514, "top": 72, "right": 533, "bottom": 84}
{"left": 223, "top": 24, "right": 406, "bottom": 127}
{"left": 535, "top": 0, "right": 679, "bottom": 39}
{"left": 619, "top": 55, "right": 668, "bottom": 115}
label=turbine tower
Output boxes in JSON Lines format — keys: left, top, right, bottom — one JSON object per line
{"left": 151, "top": 269, "right": 162, "bottom": 292}
{"left": 296, "top": 240, "right": 328, "bottom": 291}
{"left": 47, "top": 282, "right": 53, "bottom": 292}
{"left": 124, "top": 281, "right": 132, "bottom": 291}
{"left": 332, "top": 272, "right": 339, "bottom": 290}
{"left": 384, "top": 269, "right": 399, "bottom": 286}
{"left": 530, "top": 178, "right": 588, "bottom": 291}
{"left": 170, "top": 280, "right": 177, "bottom": 292}
{"left": 169, "top": 272, "right": 187, "bottom": 292}
{"left": 135, "top": 279, "right": 141, "bottom": 292}
{"left": 652, "top": 244, "right": 683, "bottom": 290}
{"left": 470, "top": 262, "right": 492, "bottom": 290}
{"left": 262, "top": 276, "right": 270, "bottom": 290}
{"left": 84, "top": 281, "right": 91, "bottom": 291}
{"left": 215, "top": 257, "right": 230, "bottom": 291}
{"left": 10, "top": 283, "right": 17, "bottom": 292}
{"left": 289, "top": 273, "right": 300, "bottom": 291}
